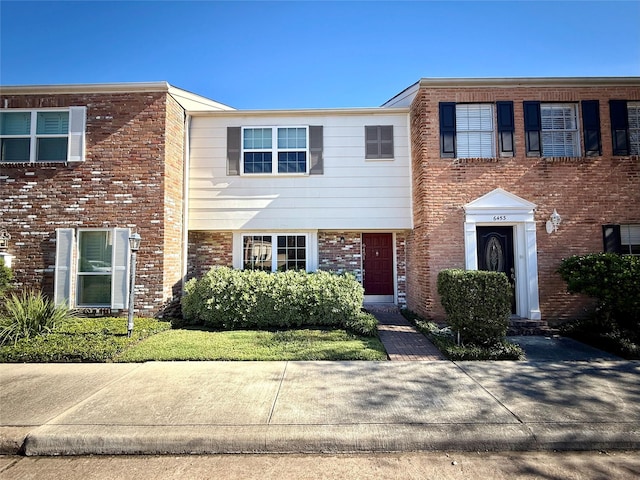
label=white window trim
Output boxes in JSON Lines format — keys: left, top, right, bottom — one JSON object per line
{"left": 55, "top": 227, "right": 130, "bottom": 310}
{"left": 455, "top": 103, "right": 496, "bottom": 159}
{"left": 540, "top": 103, "right": 581, "bottom": 157}
{"left": 0, "top": 107, "right": 86, "bottom": 163}
{"left": 241, "top": 126, "right": 309, "bottom": 176}
{"left": 232, "top": 231, "right": 318, "bottom": 272}
{"left": 621, "top": 224, "right": 640, "bottom": 255}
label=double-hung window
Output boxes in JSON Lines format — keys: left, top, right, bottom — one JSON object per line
{"left": 0, "top": 107, "right": 86, "bottom": 163}
{"left": 242, "top": 127, "right": 308, "bottom": 174}
{"left": 610, "top": 100, "right": 640, "bottom": 155}
{"left": 54, "top": 228, "right": 130, "bottom": 309}
{"left": 524, "top": 102, "right": 581, "bottom": 157}
{"left": 242, "top": 234, "right": 307, "bottom": 271}
{"left": 439, "top": 102, "right": 514, "bottom": 158}
{"left": 455, "top": 104, "right": 495, "bottom": 158}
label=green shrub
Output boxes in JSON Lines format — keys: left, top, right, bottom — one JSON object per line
{"left": 343, "top": 312, "right": 379, "bottom": 337}
{"left": 558, "top": 253, "right": 640, "bottom": 331}
{"left": 0, "top": 259, "right": 13, "bottom": 298}
{"left": 0, "top": 290, "right": 72, "bottom": 345}
{"left": 437, "top": 269, "right": 511, "bottom": 346}
{"left": 182, "top": 267, "right": 370, "bottom": 334}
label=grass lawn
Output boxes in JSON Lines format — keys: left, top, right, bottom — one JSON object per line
{"left": 0, "top": 317, "right": 387, "bottom": 362}
{"left": 116, "top": 328, "right": 387, "bottom": 362}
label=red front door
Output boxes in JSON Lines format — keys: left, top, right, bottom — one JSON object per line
{"left": 363, "top": 233, "right": 394, "bottom": 295}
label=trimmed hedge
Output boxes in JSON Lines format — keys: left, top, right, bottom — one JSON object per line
{"left": 437, "top": 269, "right": 511, "bottom": 346}
{"left": 182, "top": 267, "right": 375, "bottom": 335}
{"left": 558, "top": 253, "right": 640, "bottom": 331}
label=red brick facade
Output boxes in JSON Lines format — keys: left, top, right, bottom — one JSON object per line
{"left": 0, "top": 87, "right": 185, "bottom": 315}
{"left": 187, "top": 231, "right": 233, "bottom": 279}
{"left": 406, "top": 80, "right": 640, "bottom": 323}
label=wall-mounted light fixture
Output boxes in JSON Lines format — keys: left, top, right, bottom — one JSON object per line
{"left": 546, "top": 209, "right": 562, "bottom": 234}
{"left": 339, "top": 236, "right": 345, "bottom": 245}
{"left": 0, "top": 229, "right": 10, "bottom": 249}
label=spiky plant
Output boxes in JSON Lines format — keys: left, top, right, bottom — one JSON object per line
{"left": 0, "top": 290, "right": 71, "bottom": 345}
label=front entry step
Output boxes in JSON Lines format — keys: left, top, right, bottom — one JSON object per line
{"left": 508, "top": 318, "right": 558, "bottom": 336}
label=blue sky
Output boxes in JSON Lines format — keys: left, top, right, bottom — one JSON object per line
{"left": 1, "top": 1, "right": 639, "bottom": 109}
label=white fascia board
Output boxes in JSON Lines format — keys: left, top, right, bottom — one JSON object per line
{"left": 0, "top": 82, "right": 173, "bottom": 95}
{"left": 418, "top": 76, "right": 640, "bottom": 88}
{"left": 188, "top": 106, "right": 409, "bottom": 118}
{"left": 168, "top": 86, "right": 235, "bottom": 111}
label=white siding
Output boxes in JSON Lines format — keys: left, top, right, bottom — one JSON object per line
{"left": 188, "top": 113, "right": 412, "bottom": 231}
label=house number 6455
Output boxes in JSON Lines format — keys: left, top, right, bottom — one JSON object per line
{"left": 493, "top": 215, "right": 507, "bottom": 221}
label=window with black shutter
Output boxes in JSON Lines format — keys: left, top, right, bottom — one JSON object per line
{"left": 523, "top": 101, "right": 542, "bottom": 156}
{"left": 496, "top": 101, "right": 515, "bottom": 156}
{"left": 365, "top": 125, "right": 394, "bottom": 159}
{"left": 581, "top": 100, "right": 602, "bottom": 156}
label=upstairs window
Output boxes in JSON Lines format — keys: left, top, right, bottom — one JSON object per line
{"left": 540, "top": 104, "right": 580, "bottom": 157}
{"left": 242, "top": 126, "right": 308, "bottom": 174}
{"left": 0, "top": 107, "right": 86, "bottom": 163}
{"left": 455, "top": 104, "right": 495, "bottom": 158}
{"left": 611, "top": 100, "right": 640, "bottom": 155}
{"left": 439, "top": 102, "right": 513, "bottom": 158}
{"left": 365, "top": 125, "right": 394, "bottom": 159}
{"left": 524, "top": 102, "right": 581, "bottom": 157}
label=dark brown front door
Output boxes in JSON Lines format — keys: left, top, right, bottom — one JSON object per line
{"left": 477, "top": 226, "right": 516, "bottom": 313}
{"left": 363, "top": 233, "right": 394, "bottom": 295}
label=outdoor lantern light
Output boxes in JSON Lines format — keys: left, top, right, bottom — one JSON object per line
{"left": 546, "top": 209, "right": 562, "bottom": 234}
{"left": 127, "top": 232, "right": 142, "bottom": 337}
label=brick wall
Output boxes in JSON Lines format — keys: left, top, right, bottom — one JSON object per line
{"left": 186, "top": 231, "right": 233, "bottom": 279}
{"left": 0, "top": 90, "right": 182, "bottom": 315}
{"left": 407, "top": 83, "right": 640, "bottom": 322}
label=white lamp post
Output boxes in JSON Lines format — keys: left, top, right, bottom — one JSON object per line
{"left": 127, "top": 232, "right": 142, "bottom": 337}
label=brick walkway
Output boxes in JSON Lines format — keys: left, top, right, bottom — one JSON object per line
{"left": 366, "top": 305, "right": 447, "bottom": 361}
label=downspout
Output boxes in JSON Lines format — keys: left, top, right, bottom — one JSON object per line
{"left": 181, "top": 113, "right": 191, "bottom": 294}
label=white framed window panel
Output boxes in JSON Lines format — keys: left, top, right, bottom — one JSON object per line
{"left": 232, "top": 232, "right": 318, "bottom": 272}
{"left": 455, "top": 104, "right": 495, "bottom": 158}
{"left": 627, "top": 102, "right": 640, "bottom": 156}
{"left": 621, "top": 224, "right": 640, "bottom": 255}
{"left": 540, "top": 104, "right": 580, "bottom": 157}
{"left": 241, "top": 126, "right": 309, "bottom": 175}
{"left": 0, "top": 107, "right": 86, "bottom": 163}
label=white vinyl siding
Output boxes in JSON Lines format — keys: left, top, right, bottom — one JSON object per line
{"left": 628, "top": 102, "right": 640, "bottom": 156}
{"left": 455, "top": 104, "right": 495, "bottom": 158}
{"left": 0, "top": 107, "right": 86, "bottom": 163}
{"left": 541, "top": 104, "right": 580, "bottom": 157}
{"left": 190, "top": 113, "right": 411, "bottom": 231}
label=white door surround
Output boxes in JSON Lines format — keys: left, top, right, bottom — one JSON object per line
{"left": 463, "top": 188, "right": 541, "bottom": 320}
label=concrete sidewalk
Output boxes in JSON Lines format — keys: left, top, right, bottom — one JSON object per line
{"left": 1, "top": 360, "right": 639, "bottom": 456}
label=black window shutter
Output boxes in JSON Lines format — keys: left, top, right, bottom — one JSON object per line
{"left": 609, "top": 100, "right": 629, "bottom": 156}
{"left": 602, "top": 224, "right": 622, "bottom": 254}
{"left": 227, "top": 127, "right": 241, "bottom": 175}
{"left": 523, "top": 101, "right": 541, "bottom": 156}
{"left": 496, "top": 101, "right": 515, "bottom": 156}
{"left": 309, "top": 125, "right": 323, "bottom": 174}
{"left": 581, "top": 100, "right": 601, "bottom": 156}
{"left": 439, "top": 102, "right": 456, "bottom": 158}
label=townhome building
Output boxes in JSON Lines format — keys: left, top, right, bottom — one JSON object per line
{"left": 0, "top": 83, "right": 232, "bottom": 315}
{"left": 384, "top": 77, "right": 640, "bottom": 322}
{"left": 1, "top": 77, "right": 638, "bottom": 326}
